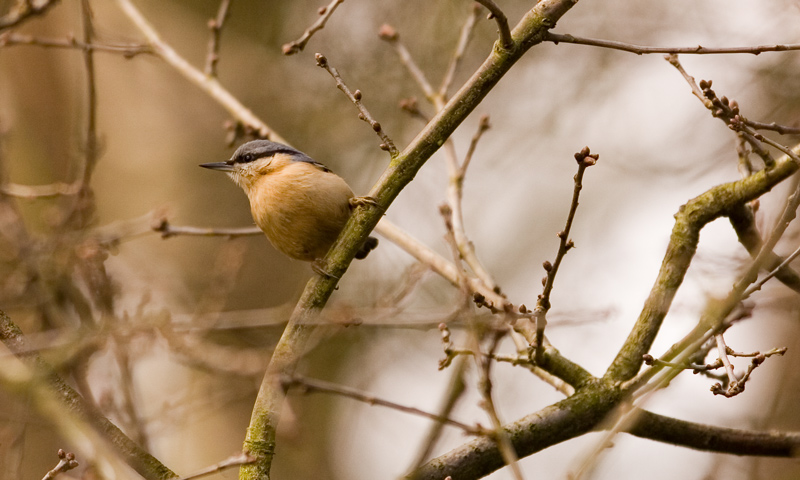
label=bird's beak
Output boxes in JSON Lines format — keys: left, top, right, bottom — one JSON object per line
{"left": 199, "top": 162, "right": 234, "bottom": 172}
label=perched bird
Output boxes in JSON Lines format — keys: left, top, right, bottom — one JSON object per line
{"left": 200, "top": 140, "right": 378, "bottom": 267}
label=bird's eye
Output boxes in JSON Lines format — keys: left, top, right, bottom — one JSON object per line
{"left": 241, "top": 153, "right": 253, "bottom": 163}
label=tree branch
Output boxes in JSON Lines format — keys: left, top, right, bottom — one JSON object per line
{"left": 546, "top": 32, "right": 800, "bottom": 55}
{"left": 239, "top": 2, "right": 578, "bottom": 478}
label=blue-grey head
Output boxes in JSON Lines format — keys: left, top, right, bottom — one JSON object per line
{"left": 200, "top": 140, "right": 329, "bottom": 189}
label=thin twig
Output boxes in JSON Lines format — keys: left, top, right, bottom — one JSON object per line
{"left": 729, "top": 347, "right": 787, "bottom": 358}
{"left": 534, "top": 147, "right": 597, "bottom": 363}
{"left": 547, "top": 33, "right": 800, "bottom": 56}
{"left": 381, "top": 19, "right": 496, "bottom": 290}
{"left": 642, "top": 354, "right": 721, "bottom": 372}
{"left": 152, "top": 218, "right": 261, "bottom": 238}
{"left": 474, "top": 0, "right": 513, "bottom": 49}
{"left": 439, "top": 3, "right": 481, "bottom": 98}
{"left": 714, "top": 334, "right": 738, "bottom": 386}
{"left": 281, "top": 374, "right": 483, "bottom": 434}
{"left": 445, "top": 116, "right": 497, "bottom": 289}
{"left": 731, "top": 119, "right": 800, "bottom": 164}
{"left": 744, "top": 119, "right": 800, "bottom": 136}
{"left": 743, "top": 242, "right": 800, "bottom": 296}
{"left": 473, "top": 331, "right": 525, "bottom": 480}
{"left": 177, "top": 452, "right": 257, "bottom": 480}
{"left": 76, "top": 0, "right": 99, "bottom": 222}
{"left": 461, "top": 114, "right": 491, "bottom": 181}
{"left": 315, "top": 53, "right": 398, "bottom": 156}
{"left": 665, "top": 55, "right": 775, "bottom": 166}
{"left": 282, "top": 0, "right": 344, "bottom": 55}
{"left": 204, "top": 0, "right": 233, "bottom": 77}
{"left": 0, "top": 32, "right": 152, "bottom": 56}
{"left": 116, "top": 0, "right": 286, "bottom": 142}
{"left": 378, "top": 24, "right": 437, "bottom": 102}
{"left": 711, "top": 349, "right": 786, "bottom": 398}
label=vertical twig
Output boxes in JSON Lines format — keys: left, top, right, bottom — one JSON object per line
{"left": 378, "top": 24, "right": 437, "bottom": 103}
{"left": 439, "top": 4, "right": 481, "bottom": 98}
{"left": 443, "top": 115, "right": 497, "bottom": 290}
{"left": 534, "top": 148, "right": 598, "bottom": 363}
{"left": 80, "top": 0, "right": 98, "bottom": 187}
{"left": 473, "top": 331, "right": 525, "bottom": 480}
{"left": 204, "top": 0, "right": 232, "bottom": 77}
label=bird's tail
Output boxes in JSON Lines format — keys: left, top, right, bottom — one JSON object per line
{"left": 354, "top": 236, "right": 379, "bottom": 259}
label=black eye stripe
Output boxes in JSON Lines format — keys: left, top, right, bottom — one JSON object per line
{"left": 233, "top": 148, "right": 299, "bottom": 164}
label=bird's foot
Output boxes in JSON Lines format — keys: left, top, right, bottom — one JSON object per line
{"left": 349, "top": 196, "right": 381, "bottom": 210}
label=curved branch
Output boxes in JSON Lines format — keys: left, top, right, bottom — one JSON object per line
{"left": 605, "top": 143, "right": 800, "bottom": 381}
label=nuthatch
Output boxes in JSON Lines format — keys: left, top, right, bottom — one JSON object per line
{"left": 200, "top": 140, "right": 378, "bottom": 268}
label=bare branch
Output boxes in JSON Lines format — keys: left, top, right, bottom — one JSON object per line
{"left": 534, "top": 147, "right": 598, "bottom": 363}
{"left": 0, "top": 32, "right": 152, "bottom": 56}
{"left": 547, "top": 32, "right": 800, "bottom": 56}
{"left": 315, "top": 53, "right": 398, "bottom": 156}
{"left": 461, "top": 114, "right": 491, "bottom": 184}
{"left": 440, "top": 4, "right": 481, "bottom": 98}
{"left": 204, "top": 0, "right": 233, "bottom": 77}
{"left": 714, "top": 334, "right": 738, "bottom": 388}
{"left": 379, "top": 24, "right": 437, "bottom": 102}
{"left": 282, "top": 374, "right": 484, "bottom": 435}
{"left": 666, "top": 55, "right": 775, "bottom": 165}
{"left": 152, "top": 218, "right": 261, "bottom": 238}
{"left": 282, "top": 0, "right": 344, "bottom": 55}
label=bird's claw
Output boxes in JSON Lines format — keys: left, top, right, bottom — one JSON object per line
{"left": 349, "top": 196, "right": 381, "bottom": 210}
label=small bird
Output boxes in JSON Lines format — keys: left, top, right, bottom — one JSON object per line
{"left": 200, "top": 140, "right": 378, "bottom": 268}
